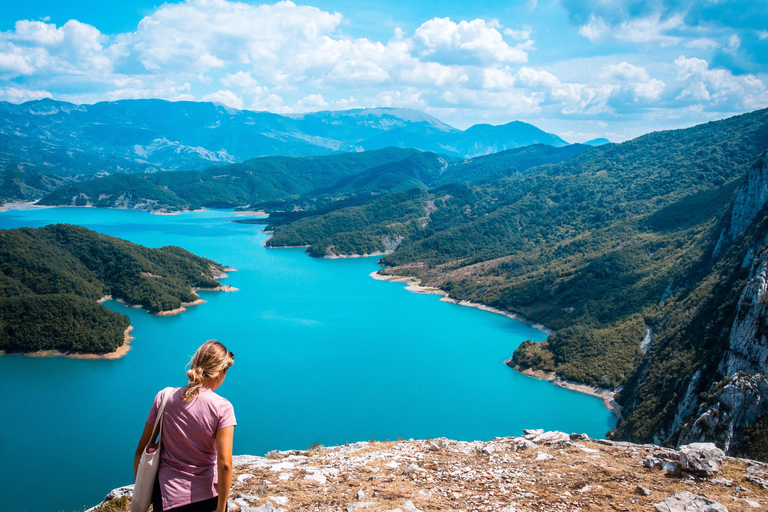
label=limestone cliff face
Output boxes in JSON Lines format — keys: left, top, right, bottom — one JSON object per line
{"left": 675, "top": 246, "right": 768, "bottom": 450}
{"left": 720, "top": 249, "right": 768, "bottom": 377}
{"left": 713, "top": 152, "right": 768, "bottom": 258}
{"left": 729, "top": 152, "right": 768, "bottom": 241}
{"left": 669, "top": 151, "right": 768, "bottom": 453}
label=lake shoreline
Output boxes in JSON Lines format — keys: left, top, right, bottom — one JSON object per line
{"left": 0, "top": 326, "right": 135, "bottom": 360}
{"left": 369, "top": 271, "right": 555, "bottom": 335}
{"left": 368, "top": 270, "right": 624, "bottom": 418}
{"left": 508, "top": 362, "right": 623, "bottom": 420}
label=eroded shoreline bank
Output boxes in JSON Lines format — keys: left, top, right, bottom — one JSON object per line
{"left": 0, "top": 326, "right": 135, "bottom": 360}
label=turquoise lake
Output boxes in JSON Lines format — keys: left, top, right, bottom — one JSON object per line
{"left": 0, "top": 207, "right": 615, "bottom": 512}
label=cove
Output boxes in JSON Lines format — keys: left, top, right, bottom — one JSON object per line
{"left": 0, "top": 206, "right": 614, "bottom": 512}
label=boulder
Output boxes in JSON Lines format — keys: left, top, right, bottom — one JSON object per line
{"left": 636, "top": 485, "right": 653, "bottom": 496}
{"left": 516, "top": 438, "right": 538, "bottom": 451}
{"left": 303, "top": 472, "right": 328, "bottom": 485}
{"left": 653, "top": 492, "right": 728, "bottom": 512}
{"left": 662, "top": 460, "right": 680, "bottom": 474}
{"left": 679, "top": 443, "right": 725, "bottom": 477}
{"left": 401, "top": 501, "right": 423, "bottom": 512}
{"left": 531, "top": 431, "right": 570, "bottom": 445}
{"left": 84, "top": 486, "right": 134, "bottom": 512}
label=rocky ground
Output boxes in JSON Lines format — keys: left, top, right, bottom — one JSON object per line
{"left": 92, "top": 431, "right": 768, "bottom": 512}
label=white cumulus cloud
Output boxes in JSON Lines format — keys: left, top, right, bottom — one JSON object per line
{"left": 411, "top": 18, "right": 533, "bottom": 65}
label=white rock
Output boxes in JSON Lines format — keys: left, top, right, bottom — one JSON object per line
{"left": 270, "top": 461, "right": 296, "bottom": 472}
{"left": 523, "top": 429, "right": 545, "bottom": 440}
{"left": 270, "top": 496, "right": 289, "bottom": 506}
{"left": 303, "top": 472, "right": 328, "bottom": 485}
{"left": 234, "top": 455, "right": 270, "bottom": 468}
{"left": 532, "top": 431, "right": 570, "bottom": 444}
{"left": 278, "top": 472, "right": 292, "bottom": 480}
{"left": 402, "top": 501, "right": 423, "bottom": 512}
{"left": 237, "top": 474, "right": 256, "bottom": 483}
{"left": 516, "top": 439, "right": 538, "bottom": 450}
{"left": 481, "top": 444, "right": 496, "bottom": 455}
{"left": 535, "top": 451, "right": 553, "bottom": 461}
{"left": 679, "top": 443, "right": 725, "bottom": 477}
{"left": 347, "top": 502, "right": 375, "bottom": 511}
{"left": 654, "top": 492, "right": 728, "bottom": 512}
{"left": 241, "top": 502, "right": 285, "bottom": 512}
{"left": 403, "top": 463, "right": 425, "bottom": 474}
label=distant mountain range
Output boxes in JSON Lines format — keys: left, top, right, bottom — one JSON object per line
{"left": 0, "top": 99, "right": 568, "bottom": 178}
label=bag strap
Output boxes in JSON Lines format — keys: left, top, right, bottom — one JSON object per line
{"left": 148, "top": 387, "right": 173, "bottom": 446}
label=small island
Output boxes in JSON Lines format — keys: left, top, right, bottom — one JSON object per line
{"left": 0, "top": 224, "right": 233, "bottom": 357}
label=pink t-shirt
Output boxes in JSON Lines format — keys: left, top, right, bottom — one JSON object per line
{"left": 147, "top": 387, "right": 237, "bottom": 511}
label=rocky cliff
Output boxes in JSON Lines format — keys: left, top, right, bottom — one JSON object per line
{"left": 88, "top": 432, "right": 768, "bottom": 512}
{"left": 615, "top": 151, "right": 768, "bottom": 459}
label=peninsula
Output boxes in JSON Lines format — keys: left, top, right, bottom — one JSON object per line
{"left": 0, "top": 224, "right": 232, "bottom": 356}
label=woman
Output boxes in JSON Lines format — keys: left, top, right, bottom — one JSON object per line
{"left": 134, "top": 340, "right": 236, "bottom": 512}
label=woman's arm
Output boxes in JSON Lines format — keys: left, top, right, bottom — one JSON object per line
{"left": 134, "top": 422, "right": 155, "bottom": 480}
{"left": 215, "top": 426, "right": 235, "bottom": 512}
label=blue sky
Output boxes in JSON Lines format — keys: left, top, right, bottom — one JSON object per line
{"left": 1, "top": 0, "right": 767, "bottom": 142}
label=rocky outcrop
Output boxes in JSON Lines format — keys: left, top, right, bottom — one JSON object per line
{"left": 671, "top": 231, "right": 768, "bottom": 451}
{"left": 678, "top": 443, "right": 725, "bottom": 477}
{"left": 719, "top": 250, "right": 768, "bottom": 376}
{"left": 678, "top": 373, "right": 768, "bottom": 451}
{"left": 381, "top": 235, "right": 404, "bottom": 254}
{"left": 87, "top": 432, "right": 768, "bottom": 512}
{"left": 653, "top": 492, "right": 728, "bottom": 512}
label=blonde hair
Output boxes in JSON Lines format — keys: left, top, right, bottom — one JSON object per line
{"left": 182, "top": 340, "right": 235, "bottom": 402}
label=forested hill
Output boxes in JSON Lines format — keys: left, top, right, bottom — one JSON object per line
{"left": 0, "top": 224, "right": 227, "bottom": 354}
{"left": 37, "top": 148, "right": 425, "bottom": 211}
{"left": 265, "top": 107, "right": 768, "bottom": 458}
{"left": 38, "top": 144, "right": 590, "bottom": 213}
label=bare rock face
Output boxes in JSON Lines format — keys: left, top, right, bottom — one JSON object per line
{"left": 671, "top": 218, "right": 768, "bottom": 453}
{"left": 654, "top": 492, "right": 729, "bottom": 512}
{"left": 729, "top": 152, "right": 768, "bottom": 242}
{"left": 720, "top": 253, "right": 768, "bottom": 377}
{"left": 679, "top": 373, "right": 768, "bottom": 451}
{"left": 679, "top": 443, "right": 725, "bottom": 477}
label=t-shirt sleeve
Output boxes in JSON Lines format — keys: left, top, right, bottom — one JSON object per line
{"left": 145, "top": 389, "right": 164, "bottom": 425}
{"left": 218, "top": 398, "right": 237, "bottom": 430}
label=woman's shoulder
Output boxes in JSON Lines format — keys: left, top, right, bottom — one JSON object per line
{"left": 200, "top": 388, "right": 234, "bottom": 411}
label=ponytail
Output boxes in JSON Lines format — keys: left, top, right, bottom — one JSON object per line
{"left": 181, "top": 340, "right": 235, "bottom": 402}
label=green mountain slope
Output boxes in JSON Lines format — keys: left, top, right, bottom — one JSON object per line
{"left": 38, "top": 144, "right": 590, "bottom": 213}
{"left": 38, "top": 148, "right": 423, "bottom": 211}
{"left": 266, "top": 188, "right": 431, "bottom": 257}
{"left": 0, "top": 224, "right": 227, "bottom": 354}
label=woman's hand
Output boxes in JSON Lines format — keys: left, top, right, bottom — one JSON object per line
{"left": 215, "top": 426, "right": 235, "bottom": 512}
